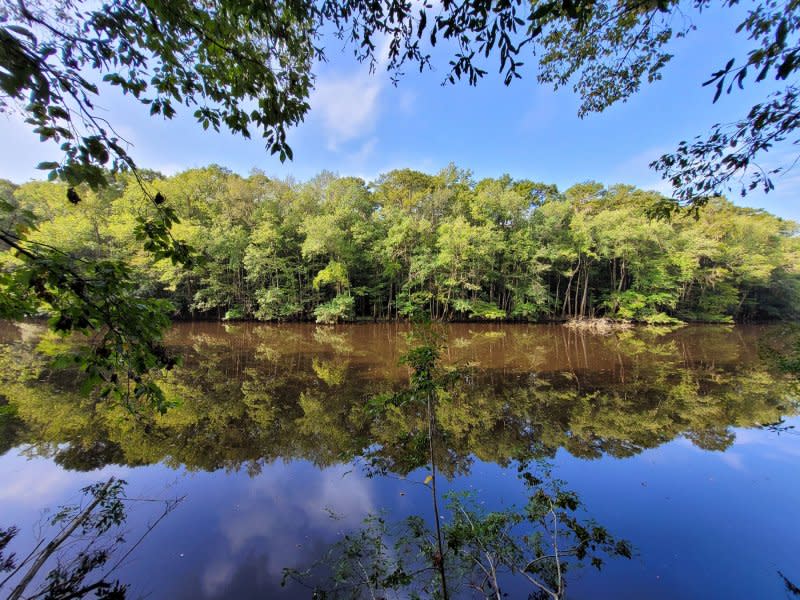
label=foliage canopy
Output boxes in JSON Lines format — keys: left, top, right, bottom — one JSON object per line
{"left": 6, "top": 167, "right": 797, "bottom": 328}
{"left": 3, "top": 0, "right": 799, "bottom": 201}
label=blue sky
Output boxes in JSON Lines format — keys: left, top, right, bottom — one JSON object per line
{"left": 1, "top": 3, "right": 798, "bottom": 220}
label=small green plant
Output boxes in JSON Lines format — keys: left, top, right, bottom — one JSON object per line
{"left": 223, "top": 306, "right": 245, "bottom": 321}
{"left": 284, "top": 332, "right": 632, "bottom": 599}
{"left": 282, "top": 466, "right": 632, "bottom": 599}
{"left": 314, "top": 295, "right": 355, "bottom": 324}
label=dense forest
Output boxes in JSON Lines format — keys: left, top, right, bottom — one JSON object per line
{"left": 2, "top": 164, "right": 799, "bottom": 324}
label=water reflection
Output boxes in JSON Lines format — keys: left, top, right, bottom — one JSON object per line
{"left": 0, "top": 322, "right": 796, "bottom": 475}
{"left": 284, "top": 460, "right": 634, "bottom": 600}
{"left": 0, "top": 477, "right": 182, "bottom": 600}
{"left": 286, "top": 336, "right": 634, "bottom": 600}
{"left": 1, "top": 321, "right": 799, "bottom": 598}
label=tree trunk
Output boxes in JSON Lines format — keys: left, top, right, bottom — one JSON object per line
{"left": 8, "top": 479, "right": 116, "bottom": 600}
{"left": 580, "top": 264, "right": 589, "bottom": 318}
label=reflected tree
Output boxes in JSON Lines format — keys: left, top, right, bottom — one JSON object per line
{"left": 283, "top": 333, "right": 632, "bottom": 598}
{"left": 282, "top": 465, "right": 631, "bottom": 599}
{"left": 0, "top": 478, "right": 182, "bottom": 600}
{"left": 1, "top": 324, "right": 798, "bottom": 475}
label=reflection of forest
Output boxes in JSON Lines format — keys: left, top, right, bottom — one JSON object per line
{"left": 0, "top": 322, "right": 797, "bottom": 474}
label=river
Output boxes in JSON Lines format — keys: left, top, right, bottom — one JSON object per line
{"left": 0, "top": 322, "right": 798, "bottom": 599}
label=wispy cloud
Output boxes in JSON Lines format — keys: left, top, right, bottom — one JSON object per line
{"left": 309, "top": 37, "right": 395, "bottom": 151}
{"left": 609, "top": 145, "right": 674, "bottom": 194}
{"left": 311, "top": 72, "right": 383, "bottom": 150}
{"left": 398, "top": 90, "right": 417, "bottom": 115}
{"left": 347, "top": 136, "right": 379, "bottom": 166}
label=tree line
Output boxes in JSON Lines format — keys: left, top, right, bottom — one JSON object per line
{"left": 2, "top": 164, "right": 799, "bottom": 324}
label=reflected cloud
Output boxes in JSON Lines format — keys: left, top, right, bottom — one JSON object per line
{"left": 200, "top": 463, "right": 377, "bottom": 597}
{"left": 0, "top": 322, "right": 798, "bottom": 599}
{"left": 719, "top": 452, "right": 746, "bottom": 471}
{"left": 0, "top": 454, "right": 119, "bottom": 506}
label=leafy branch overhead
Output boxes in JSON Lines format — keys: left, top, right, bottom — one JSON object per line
{"left": 3, "top": 0, "right": 799, "bottom": 203}
{"left": 652, "top": 0, "right": 800, "bottom": 204}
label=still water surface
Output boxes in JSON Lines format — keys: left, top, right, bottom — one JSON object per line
{"left": 0, "top": 322, "right": 799, "bottom": 599}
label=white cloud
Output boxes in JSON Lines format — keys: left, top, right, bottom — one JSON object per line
{"left": 309, "top": 36, "right": 395, "bottom": 151}
{"left": 310, "top": 71, "right": 383, "bottom": 150}
{"left": 0, "top": 453, "right": 128, "bottom": 515}
{"left": 719, "top": 452, "right": 746, "bottom": 471}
